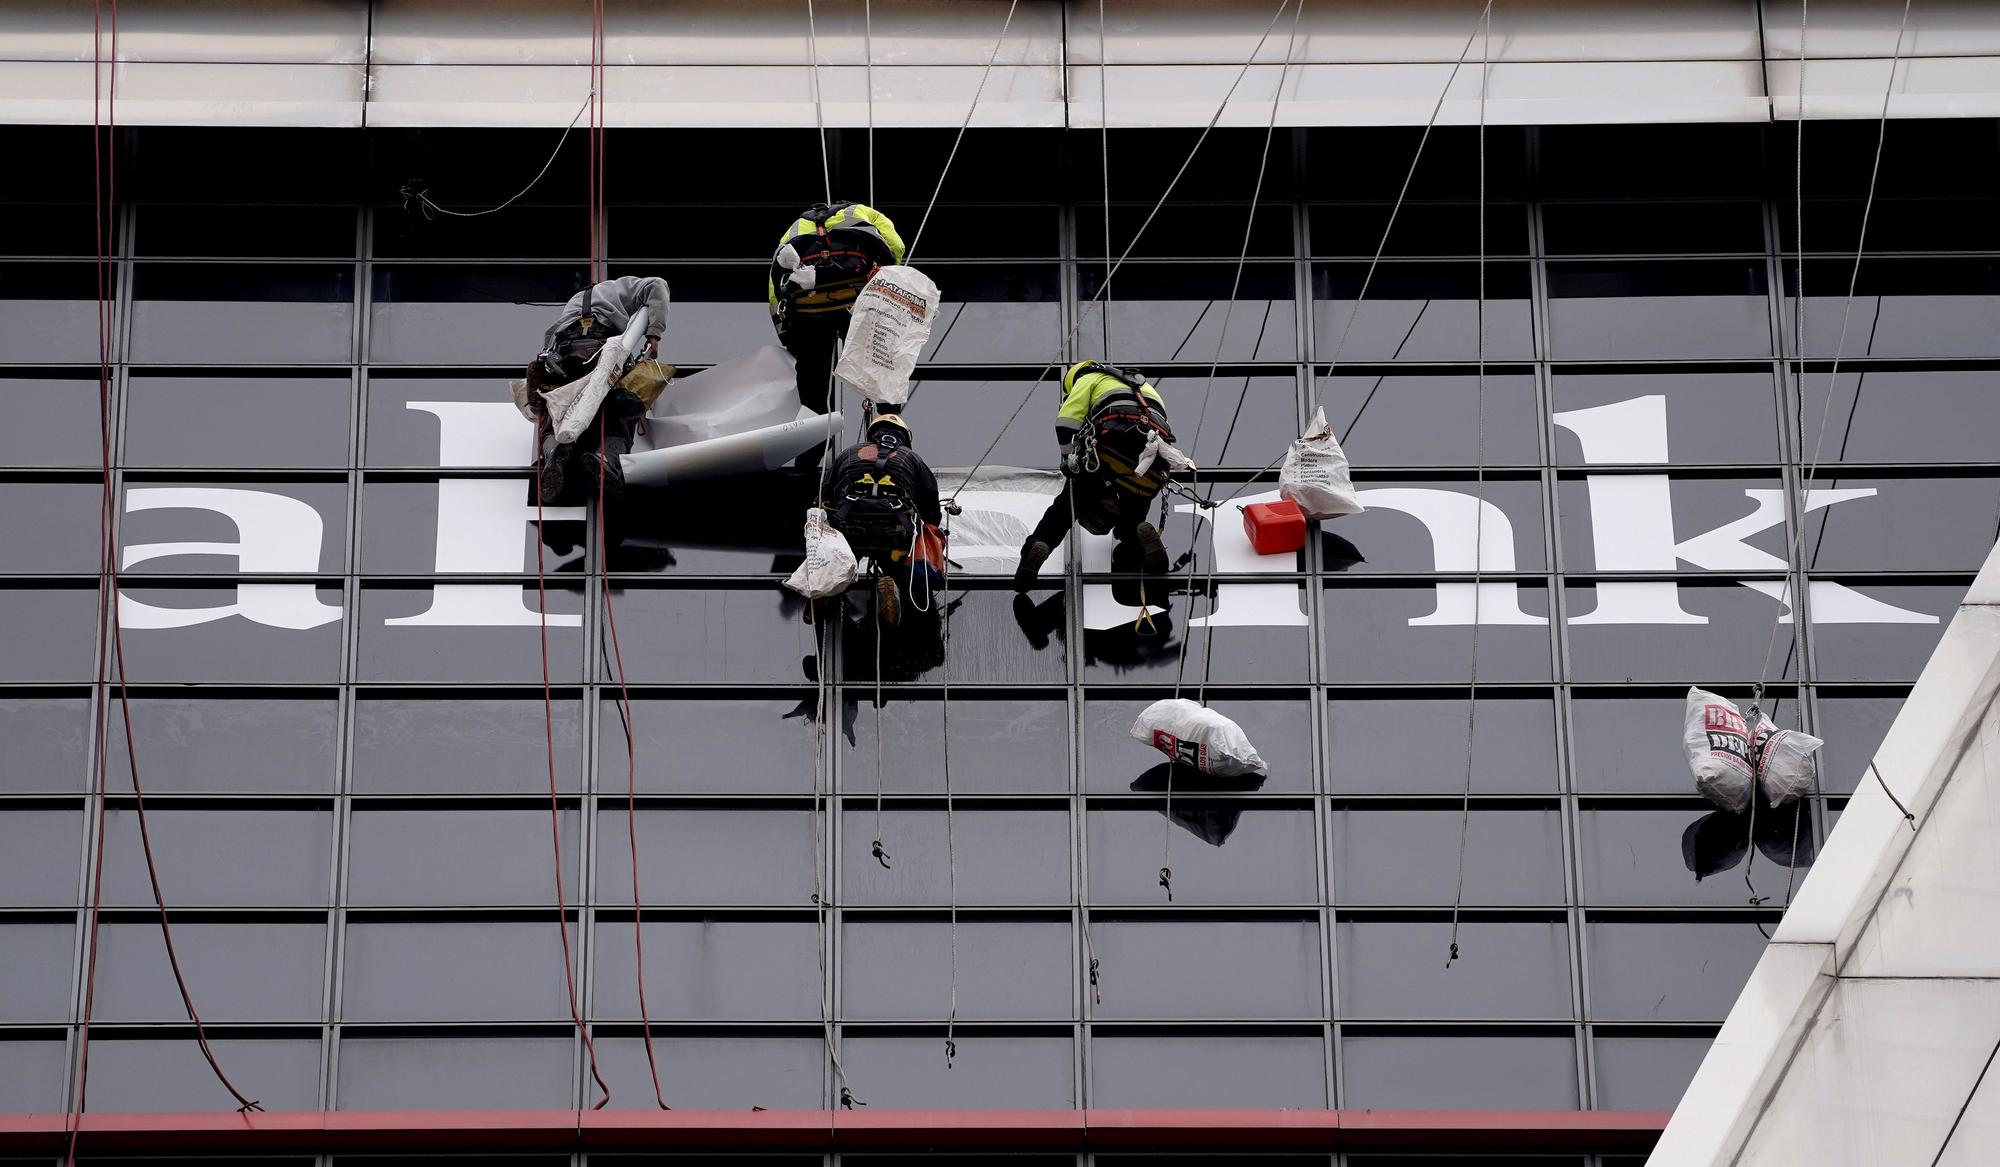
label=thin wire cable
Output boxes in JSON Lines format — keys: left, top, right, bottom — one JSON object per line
{"left": 941, "top": 546, "right": 960, "bottom": 1067}
{"left": 806, "top": 0, "right": 832, "bottom": 204}
{"left": 865, "top": 0, "right": 876, "bottom": 207}
{"left": 870, "top": 587, "right": 891, "bottom": 869}
{"left": 1099, "top": 0, "right": 1114, "bottom": 354}
{"left": 808, "top": 614, "right": 861, "bottom": 1108}
{"left": 948, "top": 0, "right": 1298, "bottom": 502}
{"left": 1445, "top": 3, "right": 1492, "bottom": 968}
{"left": 409, "top": 91, "right": 593, "bottom": 220}
{"left": 71, "top": 10, "right": 265, "bottom": 1163}
{"left": 906, "top": 0, "right": 1021, "bottom": 263}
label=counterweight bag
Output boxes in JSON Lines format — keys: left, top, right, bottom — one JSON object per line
{"left": 1683, "top": 687, "right": 1755, "bottom": 813}
{"left": 1750, "top": 713, "right": 1824, "bottom": 808}
{"left": 1130, "top": 698, "right": 1269, "bottom": 779}
{"left": 783, "top": 507, "right": 859, "bottom": 600}
{"left": 1279, "top": 406, "right": 1363, "bottom": 519}
{"left": 835, "top": 266, "right": 940, "bottom": 408}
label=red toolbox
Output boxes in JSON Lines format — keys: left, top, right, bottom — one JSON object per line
{"left": 1242, "top": 499, "right": 1307, "bottom": 555}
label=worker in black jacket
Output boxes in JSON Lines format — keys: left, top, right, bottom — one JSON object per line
{"left": 524, "top": 275, "right": 670, "bottom": 502}
{"left": 822, "top": 412, "right": 941, "bottom": 626}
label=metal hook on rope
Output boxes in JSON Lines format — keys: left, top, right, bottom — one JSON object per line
{"left": 1158, "top": 866, "right": 1174, "bottom": 902}
{"left": 870, "top": 838, "right": 893, "bottom": 869}
{"left": 1088, "top": 957, "right": 1103, "bottom": 1005}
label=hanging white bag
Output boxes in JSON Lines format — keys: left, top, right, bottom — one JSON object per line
{"left": 1130, "top": 698, "right": 1269, "bottom": 779}
{"left": 834, "top": 266, "right": 940, "bottom": 408}
{"left": 1750, "top": 712, "right": 1823, "bottom": 809}
{"left": 783, "top": 507, "right": 859, "bottom": 600}
{"left": 1683, "top": 687, "right": 1755, "bottom": 813}
{"left": 1279, "top": 406, "right": 1363, "bottom": 519}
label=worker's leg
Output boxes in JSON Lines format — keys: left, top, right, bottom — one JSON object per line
{"left": 1114, "top": 491, "right": 1169, "bottom": 575}
{"left": 1015, "top": 486, "right": 1075, "bottom": 591}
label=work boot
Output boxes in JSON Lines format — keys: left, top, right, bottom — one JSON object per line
{"left": 583, "top": 450, "right": 625, "bottom": 500}
{"left": 876, "top": 573, "right": 902, "bottom": 628}
{"left": 1134, "top": 522, "right": 1169, "bottom": 575}
{"left": 537, "top": 444, "right": 567, "bottom": 504}
{"left": 1014, "top": 541, "right": 1052, "bottom": 591}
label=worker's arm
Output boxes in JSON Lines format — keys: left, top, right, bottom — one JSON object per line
{"left": 541, "top": 289, "right": 586, "bottom": 352}
{"left": 606, "top": 275, "right": 670, "bottom": 339}
{"left": 852, "top": 204, "right": 906, "bottom": 264}
{"left": 911, "top": 455, "right": 944, "bottom": 526}
{"left": 1054, "top": 374, "right": 1093, "bottom": 453}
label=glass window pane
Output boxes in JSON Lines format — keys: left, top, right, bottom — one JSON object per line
{"left": 0, "top": 482, "right": 101, "bottom": 572}
{"left": 106, "top": 695, "right": 338, "bottom": 795}
{"left": 359, "top": 478, "right": 582, "bottom": 576}
{"left": 1088, "top": 807, "right": 1316, "bottom": 905}
{"left": 1546, "top": 260, "right": 1770, "bottom": 360}
{"left": 380, "top": 202, "right": 588, "bottom": 259}
{"left": 0, "top": 262, "right": 98, "bottom": 362}
{"left": 0, "top": 1039, "right": 66, "bottom": 1112}
{"left": 1543, "top": 201, "right": 1764, "bottom": 256}
{"left": 847, "top": 695, "right": 1069, "bottom": 795}
{"left": 1802, "top": 476, "right": 2000, "bottom": 574}
{"left": 0, "top": 587, "right": 99, "bottom": 682}
{"left": 1580, "top": 807, "right": 1813, "bottom": 907}
{"left": 84, "top": 1038, "right": 322, "bottom": 1112}
{"left": 130, "top": 263, "right": 355, "bottom": 364}
{"left": 1785, "top": 257, "right": 2000, "bottom": 360}
{"left": 611, "top": 696, "right": 814, "bottom": 794}
{"left": 1310, "top": 202, "right": 1529, "bottom": 257}
{"left": 1086, "top": 696, "right": 1310, "bottom": 794}
{"left": 1339, "top": 920, "right": 1570, "bottom": 1020}
{"left": 1090, "top": 1033, "right": 1326, "bottom": 1109}
{"left": 115, "top": 586, "right": 346, "bottom": 683}
{"left": 0, "top": 808, "right": 82, "bottom": 907}
{"left": 843, "top": 809, "right": 1071, "bottom": 906}
{"left": 900, "top": 376, "right": 1066, "bottom": 470}
{"left": 1081, "top": 263, "right": 1297, "bottom": 364}
{"left": 1087, "top": 586, "right": 1312, "bottom": 685}
{"left": 1310, "top": 262, "right": 1535, "bottom": 363}
{"left": 357, "top": 585, "right": 582, "bottom": 684}
{"left": 1147, "top": 374, "right": 1299, "bottom": 470}
{"left": 1323, "top": 585, "right": 1553, "bottom": 684}
{"left": 1798, "top": 371, "right": 2000, "bottom": 464}
{"left": 367, "top": 264, "right": 586, "bottom": 366}
{"left": 347, "top": 809, "right": 577, "bottom": 907}
{"left": 1328, "top": 695, "right": 1559, "bottom": 795}
{"left": 921, "top": 263, "right": 1064, "bottom": 364}
{"left": 96, "top": 921, "right": 324, "bottom": 1022}
{"left": 594, "top": 1034, "right": 824, "bottom": 1111}
{"left": 0, "top": 696, "right": 89, "bottom": 793}
{"left": 1572, "top": 695, "right": 1714, "bottom": 795}
{"left": 842, "top": 588, "right": 1069, "bottom": 685}
{"left": 1314, "top": 374, "right": 1540, "bottom": 468}
{"left": 1593, "top": 1033, "right": 1712, "bottom": 1111}
{"left": 1552, "top": 373, "right": 1780, "bottom": 467}
{"left": 353, "top": 696, "right": 583, "bottom": 794}
{"left": 1329, "top": 478, "right": 1547, "bottom": 574}
{"left": 364, "top": 377, "right": 524, "bottom": 469}
{"left": 1587, "top": 920, "right": 1770, "bottom": 1023}
{"left": 0, "top": 921, "right": 73, "bottom": 1022}
{"left": 1332, "top": 808, "right": 1565, "bottom": 906}
{"left": 1341, "top": 1032, "right": 1577, "bottom": 1109}
{"left": 1090, "top": 920, "right": 1320, "bottom": 1019}
{"left": 594, "top": 588, "right": 817, "bottom": 685}
{"left": 1807, "top": 583, "right": 1961, "bottom": 681}
{"left": 599, "top": 808, "right": 814, "bottom": 907}
{"left": 102, "top": 808, "right": 332, "bottom": 907}
{"left": 138, "top": 204, "right": 354, "bottom": 258}
{"left": 1814, "top": 692, "right": 1906, "bottom": 797}
{"left": 0, "top": 376, "right": 101, "bottom": 468}
{"left": 844, "top": 1035, "right": 1075, "bottom": 1109}
{"left": 1565, "top": 583, "right": 1797, "bottom": 683}
{"left": 1086, "top": 202, "right": 1293, "bottom": 260}
{"left": 594, "top": 918, "right": 818, "bottom": 1022}
{"left": 342, "top": 921, "right": 568, "bottom": 1022}
{"left": 337, "top": 1036, "right": 572, "bottom": 1110}
{"left": 125, "top": 377, "right": 352, "bottom": 468}
{"left": 842, "top": 920, "right": 1071, "bottom": 1021}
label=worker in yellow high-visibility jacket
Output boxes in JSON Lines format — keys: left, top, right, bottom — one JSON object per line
{"left": 769, "top": 202, "right": 906, "bottom": 442}
{"left": 1014, "top": 360, "right": 1174, "bottom": 590}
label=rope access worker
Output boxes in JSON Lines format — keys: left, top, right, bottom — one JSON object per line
{"left": 770, "top": 201, "right": 906, "bottom": 431}
{"left": 525, "top": 274, "right": 670, "bottom": 502}
{"left": 1014, "top": 360, "right": 1174, "bottom": 590}
{"left": 823, "top": 412, "right": 942, "bottom": 627}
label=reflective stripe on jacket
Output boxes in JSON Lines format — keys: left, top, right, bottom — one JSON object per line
{"left": 1054, "top": 362, "right": 1165, "bottom": 448}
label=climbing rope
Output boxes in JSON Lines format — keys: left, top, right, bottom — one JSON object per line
{"left": 906, "top": 0, "right": 1021, "bottom": 263}
{"left": 805, "top": 0, "right": 833, "bottom": 204}
{"left": 808, "top": 613, "right": 861, "bottom": 1108}
{"left": 941, "top": 544, "right": 961, "bottom": 1066}
{"left": 70, "top": 7, "right": 265, "bottom": 1162}
{"left": 870, "top": 587, "right": 892, "bottom": 870}
{"left": 865, "top": 0, "right": 876, "bottom": 207}
{"left": 1099, "top": 0, "right": 1115, "bottom": 353}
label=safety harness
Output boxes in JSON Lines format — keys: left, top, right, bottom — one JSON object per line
{"left": 1074, "top": 364, "right": 1177, "bottom": 533}
{"left": 830, "top": 440, "right": 921, "bottom": 559}
{"left": 778, "top": 201, "right": 893, "bottom": 319}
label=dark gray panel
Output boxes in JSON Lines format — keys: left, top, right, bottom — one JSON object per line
{"left": 1147, "top": 374, "right": 1300, "bottom": 470}
{"left": 1090, "top": 1033, "right": 1327, "bottom": 1108}
{"left": 0, "top": 587, "right": 98, "bottom": 681}
{"left": 926, "top": 309, "right": 1066, "bottom": 366}
{"left": 843, "top": 1035, "right": 1076, "bottom": 1109}
{"left": 1341, "top": 1033, "right": 1578, "bottom": 1109}
{"left": 130, "top": 301, "right": 355, "bottom": 364}
{"left": 1565, "top": 583, "right": 1797, "bottom": 683}
{"left": 903, "top": 376, "right": 1070, "bottom": 470}
{"left": 0, "top": 696, "right": 89, "bottom": 793}
{"left": 610, "top": 696, "right": 814, "bottom": 795}
{"left": 0, "top": 377, "right": 101, "bottom": 467}
{"left": 1332, "top": 809, "right": 1566, "bottom": 906}
{"left": 1593, "top": 1034, "right": 1712, "bottom": 1111}
{"left": 1552, "top": 373, "right": 1780, "bottom": 466}
{"left": 842, "top": 920, "right": 1071, "bottom": 1021}
{"left": 341, "top": 921, "right": 569, "bottom": 1022}
{"left": 0, "top": 922, "right": 73, "bottom": 1023}
{"left": 1087, "top": 588, "right": 1313, "bottom": 685}
{"left": 107, "top": 695, "right": 338, "bottom": 794}
{"left": 597, "top": 588, "right": 820, "bottom": 685}
{"left": 1548, "top": 292, "right": 1771, "bottom": 358}
{"left": 1339, "top": 920, "right": 1570, "bottom": 1020}
{"left": 846, "top": 696, "right": 1069, "bottom": 795}
{"left": 1327, "top": 695, "right": 1559, "bottom": 795}
{"left": 842, "top": 809, "right": 1071, "bottom": 906}
{"left": 1088, "top": 807, "right": 1317, "bottom": 905}
{"left": 0, "top": 298, "right": 98, "bottom": 362}
{"left": 1090, "top": 920, "right": 1321, "bottom": 1020}
{"left": 1814, "top": 693, "right": 1906, "bottom": 797}
{"left": 367, "top": 302, "right": 554, "bottom": 366}
{"left": 597, "top": 807, "right": 815, "bottom": 907}
{"left": 364, "top": 377, "right": 522, "bottom": 467}
{"left": 101, "top": 807, "right": 332, "bottom": 907}
{"left": 0, "top": 1040, "right": 67, "bottom": 1112}
{"left": 592, "top": 919, "right": 818, "bottom": 1022}
{"left": 94, "top": 921, "right": 324, "bottom": 1022}
{"left": 1587, "top": 920, "right": 1770, "bottom": 1023}
{"left": 1802, "top": 477, "right": 2000, "bottom": 573}
{"left": 84, "top": 1038, "right": 322, "bottom": 1112}
{"left": 125, "top": 377, "right": 352, "bottom": 468}
{"left": 0, "top": 482, "right": 101, "bottom": 572}
{"left": 116, "top": 587, "right": 345, "bottom": 683}
{"left": 1808, "top": 584, "right": 1962, "bottom": 681}
{"left": 1797, "top": 370, "right": 2000, "bottom": 464}
{"left": 1317, "top": 374, "right": 1540, "bottom": 467}
{"left": 1571, "top": 695, "right": 1707, "bottom": 795}
{"left": 358, "top": 479, "right": 583, "bottom": 576}
{"left": 353, "top": 696, "right": 583, "bottom": 794}
{"left": 838, "top": 589, "right": 1068, "bottom": 685}
{"left": 356, "top": 586, "right": 583, "bottom": 684}
{"left": 1580, "top": 808, "right": 1811, "bottom": 907}
{"left": 1323, "top": 585, "right": 1553, "bottom": 684}
{"left": 1785, "top": 292, "right": 2000, "bottom": 360}
{"left": 337, "top": 1036, "right": 573, "bottom": 1110}
{"left": 0, "top": 808, "right": 81, "bottom": 907}
{"left": 594, "top": 1035, "right": 824, "bottom": 1111}
{"left": 1086, "top": 696, "right": 1310, "bottom": 794}
{"left": 347, "top": 809, "right": 578, "bottom": 907}
{"left": 1081, "top": 297, "right": 1299, "bottom": 365}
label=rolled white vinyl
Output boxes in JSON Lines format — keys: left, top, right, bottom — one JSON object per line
{"left": 620, "top": 410, "right": 844, "bottom": 487}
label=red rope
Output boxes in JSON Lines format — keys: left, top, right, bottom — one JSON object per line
{"left": 70, "top": 5, "right": 261, "bottom": 1162}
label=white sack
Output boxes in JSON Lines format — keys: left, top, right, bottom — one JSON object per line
{"left": 1683, "top": 687, "right": 1755, "bottom": 813}
{"left": 835, "top": 266, "right": 940, "bottom": 408}
{"left": 1134, "top": 430, "right": 1195, "bottom": 478}
{"left": 1750, "top": 713, "right": 1824, "bottom": 809}
{"left": 509, "top": 377, "right": 537, "bottom": 423}
{"left": 1279, "top": 406, "right": 1363, "bottom": 519}
{"left": 783, "top": 507, "right": 859, "bottom": 599}
{"left": 1130, "top": 698, "right": 1269, "bottom": 779}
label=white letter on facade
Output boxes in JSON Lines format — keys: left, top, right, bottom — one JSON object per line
{"left": 119, "top": 488, "right": 342, "bottom": 630}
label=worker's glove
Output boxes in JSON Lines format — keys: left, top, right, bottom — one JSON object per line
{"left": 645, "top": 335, "right": 660, "bottom": 359}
